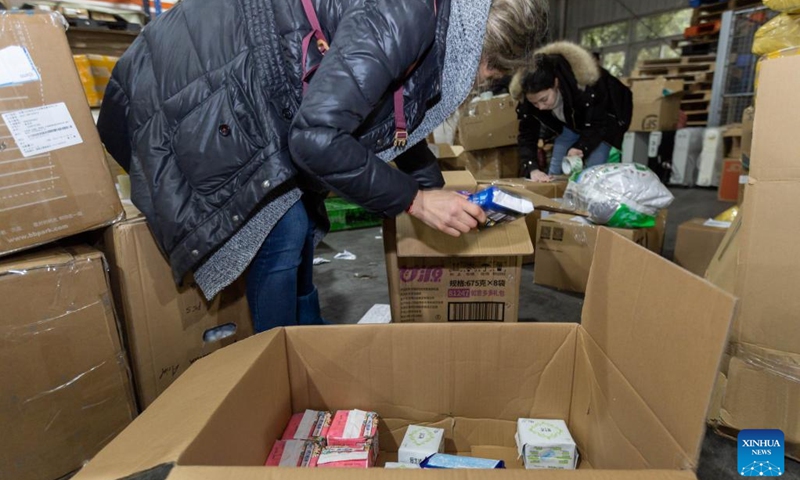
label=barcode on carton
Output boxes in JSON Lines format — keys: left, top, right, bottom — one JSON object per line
{"left": 447, "top": 302, "right": 505, "bottom": 322}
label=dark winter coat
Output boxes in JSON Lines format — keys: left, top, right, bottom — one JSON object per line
{"left": 98, "top": 0, "right": 449, "bottom": 282}
{"left": 512, "top": 42, "right": 632, "bottom": 167}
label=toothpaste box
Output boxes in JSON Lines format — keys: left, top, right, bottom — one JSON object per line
{"left": 281, "top": 410, "right": 331, "bottom": 442}
{"left": 468, "top": 186, "right": 535, "bottom": 227}
{"left": 384, "top": 462, "right": 421, "bottom": 469}
{"left": 265, "top": 440, "right": 320, "bottom": 467}
{"left": 398, "top": 425, "right": 445, "bottom": 465}
{"left": 316, "top": 443, "right": 376, "bottom": 469}
{"left": 327, "top": 409, "right": 379, "bottom": 452}
{"left": 515, "top": 419, "right": 578, "bottom": 470}
{"left": 420, "top": 453, "right": 505, "bottom": 469}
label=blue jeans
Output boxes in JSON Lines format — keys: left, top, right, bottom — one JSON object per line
{"left": 548, "top": 127, "right": 612, "bottom": 175}
{"left": 246, "top": 199, "right": 324, "bottom": 333}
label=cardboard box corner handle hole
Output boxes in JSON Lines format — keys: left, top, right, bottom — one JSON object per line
{"left": 203, "top": 323, "right": 238, "bottom": 343}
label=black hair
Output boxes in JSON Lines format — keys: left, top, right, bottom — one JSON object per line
{"left": 520, "top": 54, "right": 558, "bottom": 95}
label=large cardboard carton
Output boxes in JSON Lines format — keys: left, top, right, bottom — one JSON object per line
{"left": 436, "top": 146, "right": 520, "bottom": 180}
{"left": 0, "top": 13, "right": 123, "bottom": 256}
{"left": 719, "top": 349, "right": 800, "bottom": 460}
{"left": 458, "top": 95, "right": 519, "bottom": 151}
{"left": 383, "top": 171, "right": 533, "bottom": 323}
{"left": 70, "top": 229, "right": 736, "bottom": 480}
{"left": 464, "top": 147, "right": 521, "bottom": 180}
{"left": 479, "top": 178, "right": 569, "bottom": 264}
{"left": 104, "top": 215, "right": 253, "bottom": 409}
{"left": 534, "top": 213, "right": 667, "bottom": 293}
{"left": 704, "top": 55, "right": 800, "bottom": 454}
{"left": 673, "top": 219, "right": 729, "bottom": 277}
{"left": 630, "top": 78, "right": 684, "bottom": 132}
{"left": 0, "top": 246, "right": 137, "bottom": 480}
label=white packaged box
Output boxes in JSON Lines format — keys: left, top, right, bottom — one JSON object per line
{"left": 515, "top": 419, "right": 578, "bottom": 470}
{"left": 384, "top": 462, "right": 420, "bottom": 469}
{"left": 398, "top": 425, "right": 445, "bottom": 465}
{"left": 622, "top": 132, "right": 649, "bottom": 165}
{"left": 697, "top": 128, "right": 725, "bottom": 187}
{"left": 671, "top": 128, "right": 705, "bottom": 187}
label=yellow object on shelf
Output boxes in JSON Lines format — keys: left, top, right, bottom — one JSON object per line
{"left": 764, "top": 0, "right": 800, "bottom": 13}
{"left": 753, "top": 13, "right": 800, "bottom": 56}
{"left": 715, "top": 206, "right": 739, "bottom": 223}
{"left": 72, "top": 54, "right": 102, "bottom": 107}
{"left": 87, "top": 54, "right": 119, "bottom": 98}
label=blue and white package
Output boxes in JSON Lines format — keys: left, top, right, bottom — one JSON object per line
{"left": 468, "top": 186, "right": 534, "bottom": 227}
{"left": 420, "top": 453, "right": 505, "bottom": 469}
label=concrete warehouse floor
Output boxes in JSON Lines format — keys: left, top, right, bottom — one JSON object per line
{"left": 313, "top": 187, "right": 799, "bottom": 480}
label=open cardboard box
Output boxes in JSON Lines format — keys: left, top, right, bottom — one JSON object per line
{"left": 72, "top": 229, "right": 735, "bottom": 480}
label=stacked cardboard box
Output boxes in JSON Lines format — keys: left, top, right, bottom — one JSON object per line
{"left": 455, "top": 95, "right": 520, "bottom": 180}
{"left": 383, "top": 172, "right": 533, "bottom": 323}
{"left": 0, "top": 13, "right": 123, "bottom": 257}
{"left": 0, "top": 13, "right": 134, "bottom": 477}
{"left": 104, "top": 211, "right": 253, "bottom": 409}
{"left": 533, "top": 212, "right": 667, "bottom": 294}
{"left": 629, "top": 78, "right": 684, "bottom": 132}
{"left": 70, "top": 229, "right": 736, "bottom": 479}
{"left": 0, "top": 247, "right": 137, "bottom": 480}
{"left": 705, "top": 54, "right": 800, "bottom": 459}
{"left": 674, "top": 218, "right": 729, "bottom": 276}
{"left": 478, "top": 178, "right": 569, "bottom": 264}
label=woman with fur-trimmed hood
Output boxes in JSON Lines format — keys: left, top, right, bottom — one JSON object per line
{"left": 510, "top": 42, "right": 632, "bottom": 181}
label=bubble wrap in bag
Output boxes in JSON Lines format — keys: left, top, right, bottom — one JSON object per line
{"left": 563, "top": 164, "right": 674, "bottom": 228}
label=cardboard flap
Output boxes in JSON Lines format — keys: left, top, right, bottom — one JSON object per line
{"left": 71, "top": 331, "right": 289, "bottom": 480}
{"left": 500, "top": 185, "right": 589, "bottom": 217}
{"left": 164, "top": 466, "right": 698, "bottom": 480}
{"left": 286, "top": 324, "right": 575, "bottom": 424}
{"left": 579, "top": 230, "right": 736, "bottom": 468}
{"left": 750, "top": 55, "right": 800, "bottom": 181}
{"left": 395, "top": 215, "right": 533, "bottom": 257}
{"left": 442, "top": 170, "right": 478, "bottom": 192}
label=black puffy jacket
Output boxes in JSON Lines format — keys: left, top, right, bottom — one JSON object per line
{"left": 98, "top": 0, "right": 449, "bottom": 282}
{"left": 514, "top": 42, "right": 632, "bottom": 168}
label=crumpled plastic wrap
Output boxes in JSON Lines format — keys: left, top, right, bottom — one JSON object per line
{"left": 753, "top": 13, "right": 800, "bottom": 56}
{"left": 765, "top": 0, "right": 800, "bottom": 13}
{"left": 563, "top": 164, "right": 674, "bottom": 228}
{"left": 0, "top": 246, "right": 137, "bottom": 480}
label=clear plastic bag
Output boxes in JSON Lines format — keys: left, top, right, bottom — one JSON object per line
{"left": 764, "top": 0, "right": 800, "bottom": 13}
{"left": 563, "top": 164, "right": 674, "bottom": 228}
{"left": 753, "top": 13, "right": 800, "bottom": 56}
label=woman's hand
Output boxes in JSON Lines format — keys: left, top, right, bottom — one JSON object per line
{"left": 407, "top": 190, "right": 487, "bottom": 237}
{"left": 529, "top": 169, "right": 553, "bottom": 183}
{"left": 567, "top": 148, "right": 584, "bottom": 158}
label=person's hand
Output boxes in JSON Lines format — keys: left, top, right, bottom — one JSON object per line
{"left": 529, "top": 170, "right": 553, "bottom": 183}
{"left": 407, "top": 190, "right": 488, "bottom": 237}
{"left": 567, "top": 148, "right": 584, "bottom": 158}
